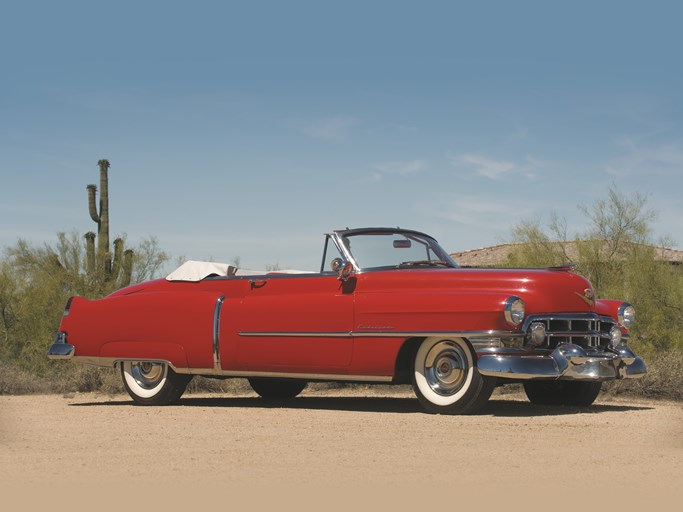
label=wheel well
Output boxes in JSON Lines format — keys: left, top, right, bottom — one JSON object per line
{"left": 392, "top": 337, "right": 425, "bottom": 384}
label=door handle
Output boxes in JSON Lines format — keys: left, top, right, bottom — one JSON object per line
{"left": 249, "top": 279, "right": 267, "bottom": 289}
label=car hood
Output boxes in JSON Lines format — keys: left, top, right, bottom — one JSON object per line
{"left": 357, "top": 267, "right": 597, "bottom": 315}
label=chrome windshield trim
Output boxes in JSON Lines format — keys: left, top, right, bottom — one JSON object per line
{"left": 239, "top": 330, "right": 518, "bottom": 338}
{"left": 213, "top": 295, "right": 225, "bottom": 371}
{"left": 328, "top": 227, "right": 457, "bottom": 272}
{"left": 329, "top": 231, "right": 361, "bottom": 272}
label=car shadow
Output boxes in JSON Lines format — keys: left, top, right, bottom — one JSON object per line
{"left": 69, "top": 395, "right": 653, "bottom": 417}
{"left": 472, "top": 399, "right": 653, "bottom": 417}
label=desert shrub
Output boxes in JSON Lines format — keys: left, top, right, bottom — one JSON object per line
{"left": 0, "top": 362, "right": 50, "bottom": 394}
{"left": 506, "top": 187, "right": 683, "bottom": 351}
{"left": 0, "top": 232, "right": 169, "bottom": 382}
{"left": 602, "top": 347, "right": 683, "bottom": 401}
{"left": 186, "top": 376, "right": 253, "bottom": 394}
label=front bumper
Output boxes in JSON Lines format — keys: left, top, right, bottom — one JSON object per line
{"left": 47, "top": 332, "right": 75, "bottom": 359}
{"left": 477, "top": 343, "right": 646, "bottom": 381}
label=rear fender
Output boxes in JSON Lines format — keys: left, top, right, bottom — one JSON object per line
{"left": 62, "top": 291, "right": 223, "bottom": 370}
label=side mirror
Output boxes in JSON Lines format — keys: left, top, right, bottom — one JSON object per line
{"left": 331, "top": 258, "right": 355, "bottom": 281}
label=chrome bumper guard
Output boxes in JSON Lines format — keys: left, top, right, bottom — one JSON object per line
{"left": 477, "top": 343, "right": 646, "bottom": 381}
{"left": 47, "top": 332, "right": 75, "bottom": 360}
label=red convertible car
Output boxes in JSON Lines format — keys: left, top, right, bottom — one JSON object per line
{"left": 48, "top": 227, "right": 645, "bottom": 414}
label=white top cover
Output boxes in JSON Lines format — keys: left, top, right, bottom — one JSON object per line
{"left": 166, "top": 260, "right": 237, "bottom": 282}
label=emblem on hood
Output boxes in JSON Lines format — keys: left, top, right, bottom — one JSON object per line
{"left": 575, "top": 288, "right": 594, "bottom": 307}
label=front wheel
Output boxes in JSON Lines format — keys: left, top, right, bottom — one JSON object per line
{"left": 121, "top": 361, "right": 192, "bottom": 405}
{"left": 412, "top": 337, "right": 494, "bottom": 414}
{"left": 523, "top": 380, "right": 602, "bottom": 407}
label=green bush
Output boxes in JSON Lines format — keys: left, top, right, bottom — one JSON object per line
{"left": 602, "top": 347, "right": 683, "bottom": 401}
{"left": 505, "top": 187, "right": 683, "bottom": 351}
{"left": 0, "top": 232, "right": 169, "bottom": 376}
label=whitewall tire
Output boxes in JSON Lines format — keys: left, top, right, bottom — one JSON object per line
{"left": 120, "top": 361, "right": 192, "bottom": 405}
{"left": 412, "top": 337, "right": 494, "bottom": 414}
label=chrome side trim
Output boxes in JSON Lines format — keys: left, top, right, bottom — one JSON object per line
{"left": 240, "top": 331, "right": 353, "bottom": 338}
{"left": 213, "top": 296, "right": 225, "bottom": 371}
{"left": 73, "top": 356, "right": 166, "bottom": 369}
{"left": 71, "top": 355, "right": 391, "bottom": 382}
{"left": 238, "top": 330, "right": 517, "bottom": 338}
{"left": 195, "top": 370, "right": 392, "bottom": 382}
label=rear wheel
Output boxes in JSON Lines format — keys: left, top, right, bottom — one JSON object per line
{"left": 248, "top": 378, "right": 307, "bottom": 400}
{"left": 411, "top": 337, "right": 494, "bottom": 414}
{"left": 523, "top": 380, "right": 602, "bottom": 407}
{"left": 121, "top": 361, "right": 192, "bottom": 405}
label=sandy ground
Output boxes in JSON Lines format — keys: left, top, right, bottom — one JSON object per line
{"left": 1, "top": 388, "right": 682, "bottom": 509}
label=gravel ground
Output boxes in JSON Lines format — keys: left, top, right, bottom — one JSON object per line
{"left": 1, "top": 389, "right": 681, "bottom": 510}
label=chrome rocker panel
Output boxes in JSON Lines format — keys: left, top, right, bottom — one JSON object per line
{"left": 477, "top": 343, "right": 646, "bottom": 381}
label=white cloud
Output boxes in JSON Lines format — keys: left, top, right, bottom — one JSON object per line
{"left": 420, "top": 194, "right": 535, "bottom": 231}
{"left": 606, "top": 137, "right": 683, "bottom": 177}
{"left": 372, "top": 159, "right": 427, "bottom": 176}
{"left": 449, "top": 154, "right": 515, "bottom": 179}
{"left": 291, "top": 116, "right": 360, "bottom": 142}
{"left": 449, "top": 152, "right": 548, "bottom": 180}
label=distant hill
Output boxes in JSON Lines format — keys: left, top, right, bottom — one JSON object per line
{"left": 450, "top": 241, "right": 683, "bottom": 268}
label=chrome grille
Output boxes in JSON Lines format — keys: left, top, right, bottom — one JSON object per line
{"left": 523, "top": 314, "right": 617, "bottom": 350}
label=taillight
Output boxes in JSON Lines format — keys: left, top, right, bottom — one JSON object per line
{"left": 63, "top": 296, "right": 75, "bottom": 317}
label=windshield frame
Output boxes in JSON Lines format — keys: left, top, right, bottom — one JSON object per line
{"left": 326, "top": 227, "right": 458, "bottom": 272}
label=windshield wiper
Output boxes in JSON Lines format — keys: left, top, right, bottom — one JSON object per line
{"left": 398, "top": 260, "right": 453, "bottom": 268}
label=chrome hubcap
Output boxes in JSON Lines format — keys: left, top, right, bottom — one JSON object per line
{"left": 424, "top": 341, "right": 468, "bottom": 396}
{"left": 130, "top": 362, "right": 166, "bottom": 390}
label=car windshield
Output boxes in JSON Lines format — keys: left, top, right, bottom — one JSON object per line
{"left": 338, "top": 230, "right": 458, "bottom": 270}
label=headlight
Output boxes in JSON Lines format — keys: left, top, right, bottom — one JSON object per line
{"left": 618, "top": 303, "right": 635, "bottom": 329}
{"left": 504, "top": 296, "right": 525, "bottom": 326}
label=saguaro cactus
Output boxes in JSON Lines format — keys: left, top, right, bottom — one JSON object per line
{"left": 87, "top": 159, "right": 111, "bottom": 273}
{"left": 85, "top": 232, "right": 96, "bottom": 275}
{"left": 85, "top": 159, "right": 133, "bottom": 287}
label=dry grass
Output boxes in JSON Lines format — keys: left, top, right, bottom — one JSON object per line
{"left": 2, "top": 349, "right": 682, "bottom": 401}
{"left": 602, "top": 348, "right": 683, "bottom": 400}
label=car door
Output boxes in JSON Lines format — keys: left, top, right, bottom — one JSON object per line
{"left": 230, "top": 273, "right": 354, "bottom": 374}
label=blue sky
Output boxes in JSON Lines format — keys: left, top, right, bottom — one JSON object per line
{"left": 1, "top": 1, "right": 682, "bottom": 271}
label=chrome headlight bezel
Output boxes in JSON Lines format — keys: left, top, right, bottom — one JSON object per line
{"left": 504, "top": 296, "right": 525, "bottom": 326}
{"left": 618, "top": 302, "right": 635, "bottom": 329}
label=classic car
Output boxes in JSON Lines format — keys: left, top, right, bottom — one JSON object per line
{"left": 48, "top": 227, "right": 646, "bottom": 414}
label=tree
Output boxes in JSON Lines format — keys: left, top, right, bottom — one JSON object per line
{"left": 0, "top": 232, "right": 169, "bottom": 376}
{"left": 506, "top": 186, "right": 682, "bottom": 351}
